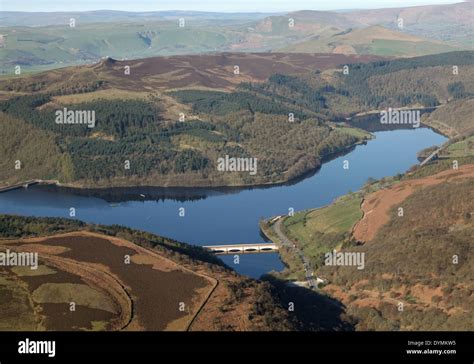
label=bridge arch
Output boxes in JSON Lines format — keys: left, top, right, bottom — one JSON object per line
{"left": 203, "top": 243, "right": 279, "bottom": 255}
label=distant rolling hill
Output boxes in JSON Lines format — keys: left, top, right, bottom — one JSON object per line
{"left": 288, "top": 1, "right": 473, "bottom": 47}
{"left": 0, "top": 20, "right": 243, "bottom": 75}
{"left": 352, "top": 1, "right": 473, "bottom": 47}
{"left": 0, "top": 10, "right": 276, "bottom": 27}
{"left": 280, "top": 25, "right": 457, "bottom": 57}
{"left": 0, "top": 2, "right": 471, "bottom": 75}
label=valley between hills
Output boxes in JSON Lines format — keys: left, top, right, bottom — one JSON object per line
{"left": 0, "top": 51, "right": 472, "bottom": 190}
{"left": 0, "top": 2, "right": 473, "bottom": 334}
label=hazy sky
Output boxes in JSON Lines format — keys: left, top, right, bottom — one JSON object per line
{"left": 1, "top": 0, "right": 462, "bottom": 12}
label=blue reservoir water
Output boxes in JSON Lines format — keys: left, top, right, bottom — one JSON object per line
{"left": 0, "top": 128, "right": 446, "bottom": 277}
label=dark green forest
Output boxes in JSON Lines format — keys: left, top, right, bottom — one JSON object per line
{"left": 0, "top": 87, "right": 366, "bottom": 185}
{"left": 0, "top": 96, "right": 214, "bottom": 181}
{"left": 336, "top": 51, "right": 474, "bottom": 108}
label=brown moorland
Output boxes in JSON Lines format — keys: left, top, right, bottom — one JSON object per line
{"left": 0, "top": 226, "right": 296, "bottom": 331}
{"left": 319, "top": 176, "right": 473, "bottom": 330}
{"left": 352, "top": 163, "right": 474, "bottom": 243}
{"left": 0, "top": 231, "right": 216, "bottom": 331}
{"left": 2, "top": 52, "right": 385, "bottom": 94}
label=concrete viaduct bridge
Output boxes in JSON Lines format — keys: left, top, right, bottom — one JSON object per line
{"left": 203, "top": 243, "right": 279, "bottom": 255}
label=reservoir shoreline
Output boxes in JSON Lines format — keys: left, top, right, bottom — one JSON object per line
{"left": 0, "top": 128, "right": 448, "bottom": 278}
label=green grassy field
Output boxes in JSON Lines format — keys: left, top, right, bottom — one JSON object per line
{"left": 368, "top": 39, "right": 456, "bottom": 57}
{"left": 282, "top": 193, "right": 363, "bottom": 269}
{"left": 445, "top": 135, "right": 474, "bottom": 157}
{"left": 11, "top": 265, "right": 57, "bottom": 277}
{"left": 334, "top": 126, "right": 372, "bottom": 139}
{"left": 407, "top": 132, "right": 474, "bottom": 180}
{"left": 32, "top": 283, "right": 118, "bottom": 314}
{"left": 280, "top": 26, "right": 457, "bottom": 57}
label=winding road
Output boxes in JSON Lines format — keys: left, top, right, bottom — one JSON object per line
{"left": 273, "top": 217, "right": 317, "bottom": 289}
